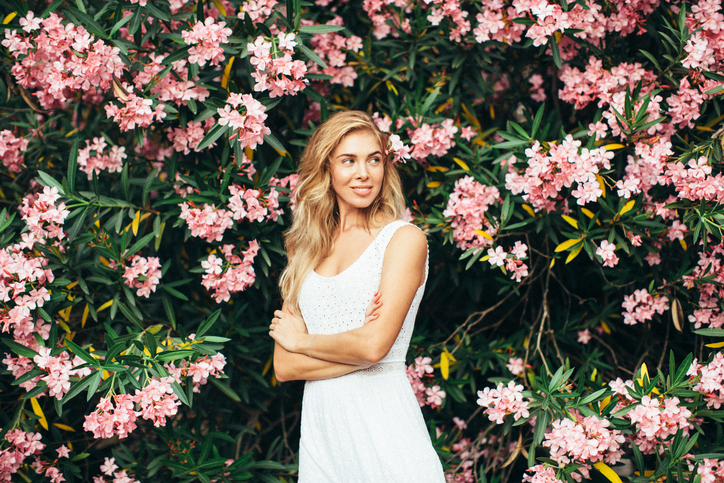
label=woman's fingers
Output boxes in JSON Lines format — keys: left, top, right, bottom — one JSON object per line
{"left": 364, "top": 292, "right": 382, "bottom": 324}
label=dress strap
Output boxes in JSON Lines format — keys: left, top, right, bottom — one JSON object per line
{"left": 373, "top": 219, "right": 409, "bottom": 254}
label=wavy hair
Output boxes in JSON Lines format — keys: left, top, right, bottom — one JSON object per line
{"left": 279, "top": 110, "right": 406, "bottom": 311}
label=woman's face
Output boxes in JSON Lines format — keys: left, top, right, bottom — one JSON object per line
{"left": 329, "top": 130, "right": 385, "bottom": 216}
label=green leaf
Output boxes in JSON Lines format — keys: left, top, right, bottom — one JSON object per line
{"left": 298, "top": 43, "right": 327, "bottom": 69}
{"left": 156, "top": 350, "right": 196, "bottom": 361}
{"left": 263, "top": 133, "right": 286, "bottom": 153}
{"left": 65, "top": 7, "right": 108, "bottom": 39}
{"left": 2, "top": 338, "right": 39, "bottom": 359}
{"left": 197, "top": 309, "right": 222, "bottom": 338}
{"left": 67, "top": 137, "right": 79, "bottom": 194}
{"left": 65, "top": 339, "right": 99, "bottom": 367}
{"left": 299, "top": 24, "right": 344, "bottom": 34}
{"left": 126, "top": 232, "right": 156, "bottom": 257}
{"left": 36, "top": 171, "right": 65, "bottom": 194}
{"left": 196, "top": 123, "right": 227, "bottom": 151}
{"left": 109, "top": 11, "right": 133, "bottom": 36}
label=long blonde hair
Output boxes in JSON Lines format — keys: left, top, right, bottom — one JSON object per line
{"left": 279, "top": 110, "right": 406, "bottom": 311}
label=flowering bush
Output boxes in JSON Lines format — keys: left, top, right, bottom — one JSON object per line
{"left": 2, "top": 0, "right": 724, "bottom": 481}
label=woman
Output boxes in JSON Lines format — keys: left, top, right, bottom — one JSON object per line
{"left": 269, "top": 110, "right": 445, "bottom": 482}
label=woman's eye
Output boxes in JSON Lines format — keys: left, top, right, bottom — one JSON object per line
{"left": 369, "top": 157, "right": 380, "bottom": 164}
{"left": 342, "top": 158, "right": 354, "bottom": 165}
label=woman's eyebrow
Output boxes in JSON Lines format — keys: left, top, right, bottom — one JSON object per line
{"left": 335, "top": 151, "right": 383, "bottom": 158}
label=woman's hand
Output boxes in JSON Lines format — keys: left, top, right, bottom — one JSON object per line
{"left": 269, "top": 306, "right": 309, "bottom": 353}
{"left": 364, "top": 292, "right": 383, "bottom": 325}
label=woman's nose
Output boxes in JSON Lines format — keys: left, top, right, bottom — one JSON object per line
{"left": 355, "top": 162, "right": 368, "bottom": 178}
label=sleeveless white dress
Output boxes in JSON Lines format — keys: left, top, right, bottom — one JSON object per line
{"left": 297, "top": 219, "right": 445, "bottom": 482}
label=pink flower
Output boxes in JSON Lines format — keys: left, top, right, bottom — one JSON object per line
{"left": 182, "top": 18, "right": 232, "bottom": 67}
{"left": 577, "top": 329, "right": 592, "bottom": 344}
{"left": 477, "top": 381, "right": 531, "bottom": 424}
{"left": 506, "top": 357, "right": 525, "bottom": 375}
{"left": 596, "top": 240, "right": 619, "bottom": 268}
{"left": 200, "top": 242, "right": 259, "bottom": 302}
{"left": 122, "top": 255, "right": 162, "bottom": 298}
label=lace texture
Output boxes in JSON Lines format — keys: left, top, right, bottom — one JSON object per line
{"left": 297, "top": 220, "right": 444, "bottom": 483}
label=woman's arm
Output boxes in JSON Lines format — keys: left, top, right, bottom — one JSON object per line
{"left": 273, "top": 342, "right": 369, "bottom": 382}
{"left": 271, "top": 225, "right": 427, "bottom": 365}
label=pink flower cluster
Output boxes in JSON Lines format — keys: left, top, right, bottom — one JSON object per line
{"left": 2, "top": 12, "right": 124, "bottom": 109}
{"left": 0, "top": 130, "right": 28, "bottom": 173}
{"left": 181, "top": 17, "right": 232, "bottom": 67}
{"left": 621, "top": 288, "right": 669, "bottom": 325}
{"left": 682, "top": 0, "right": 724, "bottom": 72}
{"left": 104, "top": 85, "right": 167, "bottom": 132}
{"left": 33, "top": 347, "right": 92, "bottom": 399}
{"left": 691, "top": 458, "right": 724, "bottom": 483}
{"left": 627, "top": 395, "right": 693, "bottom": 454}
{"left": 0, "top": 429, "right": 45, "bottom": 481}
{"left": 406, "top": 118, "right": 458, "bottom": 163}
{"left": 248, "top": 33, "right": 308, "bottom": 97}
{"left": 683, "top": 241, "right": 724, "bottom": 329}
{"left": 443, "top": 175, "right": 500, "bottom": 250}
{"left": 77, "top": 137, "right": 127, "bottom": 180}
{"left": 406, "top": 356, "right": 446, "bottom": 409}
{"left": 133, "top": 53, "right": 210, "bottom": 107}
{"left": 19, "top": 186, "right": 70, "bottom": 241}
{"left": 229, "top": 184, "right": 283, "bottom": 223}
{"left": 168, "top": 119, "right": 216, "bottom": 155}
{"left": 505, "top": 136, "right": 614, "bottom": 212}
{"left": 93, "top": 457, "right": 141, "bottom": 483}
{"left": 426, "top": 0, "right": 470, "bottom": 42}
{"left": 486, "top": 241, "right": 530, "bottom": 282}
{"left": 83, "top": 376, "right": 182, "bottom": 439}
{"left": 200, "top": 242, "right": 259, "bottom": 302}
{"left": 239, "top": 0, "right": 278, "bottom": 23}
{"left": 179, "top": 203, "right": 234, "bottom": 243}
{"left": 122, "top": 255, "right": 162, "bottom": 298}
{"left": 476, "top": 381, "right": 530, "bottom": 424}
{"left": 165, "top": 353, "right": 226, "bottom": 392}
{"left": 83, "top": 394, "right": 138, "bottom": 439}
{"left": 362, "top": 0, "right": 411, "bottom": 40}
{"left": 305, "top": 17, "right": 362, "bottom": 87}
{"left": 217, "top": 93, "right": 271, "bottom": 149}
{"left": 522, "top": 464, "right": 561, "bottom": 483}
{"left": 596, "top": 240, "right": 618, "bottom": 268}
{"left": 542, "top": 415, "right": 625, "bottom": 469}
{"left": 663, "top": 156, "right": 724, "bottom": 204}
{"left": 506, "top": 356, "right": 525, "bottom": 375}
{"left": 689, "top": 352, "right": 724, "bottom": 409}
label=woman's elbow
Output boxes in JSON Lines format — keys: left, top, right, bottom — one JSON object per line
{"left": 273, "top": 352, "right": 296, "bottom": 383}
{"left": 362, "top": 341, "right": 390, "bottom": 365}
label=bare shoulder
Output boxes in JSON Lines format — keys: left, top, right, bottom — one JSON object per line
{"left": 386, "top": 224, "right": 427, "bottom": 261}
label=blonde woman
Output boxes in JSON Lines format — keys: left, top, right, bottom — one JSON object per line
{"left": 269, "top": 110, "right": 445, "bottom": 482}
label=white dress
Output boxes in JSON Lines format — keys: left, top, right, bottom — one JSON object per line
{"left": 297, "top": 219, "right": 445, "bottom": 482}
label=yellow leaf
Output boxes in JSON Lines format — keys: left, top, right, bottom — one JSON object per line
{"left": 596, "top": 174, "right": 606, "bottom": 198}
{"left": 550, "top": 258, "right": 555, "bottom": 268}
{"left": 680, "top": 239, "right": 687, "bottom": 250}
{"left": 82, "top": 304, "right": 89, "bottom": 328}
{"left": 581, "top": 208, "right": 601, "bottom": 226}
{"left": 97, "top": 300, "right": 113, "bottom": 312}
{"left": 671, "top": 298, "right": 683, "bottom": 333}
{"left": 705, "top": 341, "right": 724, "bottom": 348}
{"left": 474, "top": 230, "right": 494, "bottom": 241}
{"left": 594, "top": 462, "right": 623, "bottom": 483}
{"left": 566, "top": 244, "right": 583, "bottom": 264}
{"left": 480, "top": 254, "right": 490, "bottom": 262}
{"left": 244, "top": 147, "right": 254, "bottom": 162}
{"left": 385, "top": 80, "right": 398, "bottom": 95}
{"left": 3, "top": 12, "right": 17, "bottom": 24}
{"left": 696, "top": 125, "right": 715, "bottom": 132}
{"left": 453, "top": 158, "right": 470, "bottom": 171}
{"left": 99, "top": 256, "right": 110, "bottom": 267}
{"left": 102, "top": 369, "right": 110, "bottom": 379}
{"left": 441, "top": 351, "right": 450, "bottom": 380}
{"left": 31, "top": 397, "right": 48, "bottom": 430}
{"left": 53, "top": 423, "right": 76, "bottom": 432}
{"left": 427, "top": 181, "right": 442, "bottom": 188}
{"left": 600, "top": 395, "right": 612, "bottom": 411}
{"left": 489, "top": 104, "right": 495, "bottom": 120}
{"left": 501, "top": 433, "right": 523, "bottom": 468}
{"left": 132, "top": 211, "right": 140, "bottom": 236}
{"left": 434, "top": 98, "right": 453, "bottom": 114}
{"left": 706, "top": 113, "right": 724, "bottom": 128}
{"left": 460, "top": 103, "right": 480, "bottom": 126}
{"left": 212, "top": 0, "right": 227, "bottom": 16}
{"left": 270, "top": 374, "right": 277, "bottom": 387}
{"left": 64, "top": 128, "right": 78, "bottom": 138}
{"left": 640, "top": 362, "right": 649, "bottom": 380}
{"left": 605, "top": 143, "right": 625, "bottom": 151}
{"left": 600, "top": 321, "right": 611, "bottom": 334}
{"left": 554, "top": 31, "right": 562, "bottom": 42}
{"left": 426, "top": 166, "right": 449, "bottom": 173}
{"left": 554, "top": 238, "right": 582, "bottom": 252}
{"left": 221, "top": 56, "right": 234, "bottom": 89}
{"left": 112, "top": 75, "right": 129, "bottom": 102}
{"left": 562, "top": 215, "right": 578, "bottom": 229}
{"left": 16, "top": 470, "right": 30, "bottom": 483}
{"left": 58, "top": 320, "right": 71, "bottom": 333}
{"left": 59, "top": 306, "right": 71, "bottom": 322}
{"left": 66, "top": 281, "right": 78, "bottom": 290}
{"left": 522, "top": 204, "right": 535, "bottom": 217}
{"left": 262, "top": 354, "right": 272, "bottom": 376}
{"left": 590, "top": 368, "right": 598, "bottom": 381}
{"left": 619, "top": 200, "right": 636, "bottom": 217}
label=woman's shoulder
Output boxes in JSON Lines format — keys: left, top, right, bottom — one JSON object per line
{"left": 385, "top": 220, "right": 427, "bottom": 255}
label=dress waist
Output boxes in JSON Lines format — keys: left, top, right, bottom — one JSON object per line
{"left": 354, "top": 361, "right": 405, "bottom": 377}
